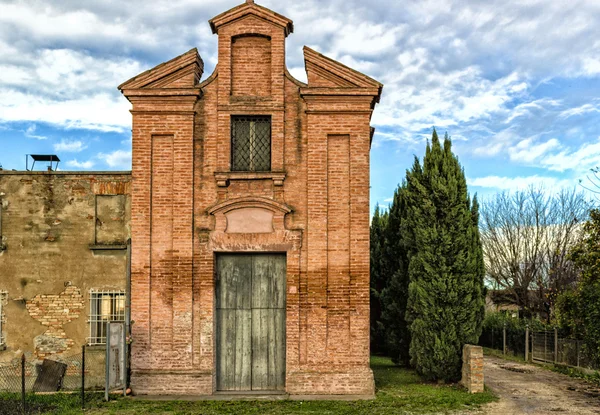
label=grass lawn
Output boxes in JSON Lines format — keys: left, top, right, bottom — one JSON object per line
{"left": 0, "top": 356, "right": 497, "bottom": 415}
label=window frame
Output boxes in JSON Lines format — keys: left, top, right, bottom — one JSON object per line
{"left": 230, "top": 115, "right": 272, "bottom": 172}
{"left": 87, "top": 289, "right": 126, "bottom": 346}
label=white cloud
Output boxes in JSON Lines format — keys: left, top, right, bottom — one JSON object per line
{"left": 54, "top": 140, "right": 87, "bottom": 153}
{"left": 0, "top": 48, "right": 138, "bottom": 132}
{"left": 24, "top": 125, "right": 47, "bottom": 140}
{"left": 372, "top": 66, "right": 528, "bottom": 134}
{"left": 98, "top": 150, "right": 132, "bottom": 169}
{"left": 539, "top": 139, "right": 600, "bottom": 172}
{"left": 65, "top": 159, "right": 94, "bottom": 169}
{"left": 505, "top": 98, "right": 561, "bottom": 123}
{"left": 468, "top": 175, "right": 573, "bottom": 191}
{"left": 471, "top": 127, "right": 519, "bottom": 157}
{"left": 329, "top": 21, "right": 402, "bottom": 58}
{"left": 559, "top": 103, "right": 600, "bottom": 119}
{"left": 509, "top": 138, "right": 561, "bottom": 164}
{"left": 0, "top": 90, "right": 131, "bottom": 132}
{"left": 582, "top": 57, "right": 600, "bottom": 76}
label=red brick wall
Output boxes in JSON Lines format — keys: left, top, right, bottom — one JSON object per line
{"left": 122, "top": 0, "right": 380, "bottom": 396}
{"left": 232, "top": 35, "right": 272, "bottom": 97}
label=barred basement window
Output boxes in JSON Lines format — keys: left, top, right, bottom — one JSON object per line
{"left": 88, "top": 290, "right": 125, "bottom": 345}
{"left": 231, "top": 116, "right": 271, "bottom": 172}
{"left": 0, "top": 291, "right": 6, "bottom": 347}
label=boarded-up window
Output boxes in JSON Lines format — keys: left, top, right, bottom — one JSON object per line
{"left": 231, "top": 116, "right": 271, "bottom": 172}
{"left": 95, "top": 195, "right": 126, "bottom": 244}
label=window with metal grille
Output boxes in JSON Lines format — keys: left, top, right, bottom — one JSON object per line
{"left": 231, "top": 116, "right": 271, "bottom": 171}
{"left": 0, "top": 291, "right": 6, "bottom": 347}
{"left": 88, "top": 290, "right": 125, "bottom": 345}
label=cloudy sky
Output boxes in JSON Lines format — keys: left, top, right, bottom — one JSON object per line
{"left": 1, "top": 0, "right": 599, "bottom": 211}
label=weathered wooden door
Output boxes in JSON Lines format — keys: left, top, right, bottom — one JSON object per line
{"left": 216, "top": 254, "right": 286, "bottom": 391}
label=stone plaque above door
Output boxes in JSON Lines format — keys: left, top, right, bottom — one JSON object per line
{"left": 225, "top": 207, "right": 274, "bottom": 233}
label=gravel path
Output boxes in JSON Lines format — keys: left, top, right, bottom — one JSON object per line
{"left": 482, "top": 356, "right": 600, "bottom": 414}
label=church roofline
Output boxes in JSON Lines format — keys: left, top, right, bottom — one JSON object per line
{"left": 303, "top": 46, "right": 383, "bottom": 103}
{"left": 209, "top": 0, "right": 294, "bottom": 37}
{"left": 117, "top": 48, "right": 203, "bottom": 91}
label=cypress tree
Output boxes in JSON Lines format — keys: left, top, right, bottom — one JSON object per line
{"left": 406, "top": 130, "right": 485, "bottom": 381}
{"left": 370, "top": 204, "right": 388, "bottom": 354}
{"left": 470, "top": 195, "right": 486, "bottom": 336}
{"left": 381, "top": 184, "right": 412, "bottom": 365}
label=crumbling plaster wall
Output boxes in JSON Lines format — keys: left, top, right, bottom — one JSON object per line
{"left": 0, "top": 171, "right": 131, "bottom": 363}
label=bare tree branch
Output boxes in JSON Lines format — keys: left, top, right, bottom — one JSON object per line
{"left": 480, "top": 187, "right": 589, "bottom": 319}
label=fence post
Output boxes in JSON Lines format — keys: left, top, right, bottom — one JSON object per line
{"left": 544, "top": 331, "right": 547, "bottom": 362}
{"left": 21, "top": 353, "right": 26, "bottom": 415}
{"left": 576, "top": 340, "right": 580, "bottom": 368}
{"left": 525, "top": 325, "right": 529, "bottom": 362}
{"left": 81, "top": 345, "right": 86, "bottom": 409}
{"left": 105, "top": 321, "right": 110, "bottom": 402}
{"left": 554, "top": 328, "right": 558, "bottom": 364}
{"left": 503, "top": 322, "right": 507, "bottom": 355}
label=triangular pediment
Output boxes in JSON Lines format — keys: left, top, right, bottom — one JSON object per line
{"left": 118, "top": 48, "right": 203, "bottom": 90}
{"left": 303, "top": 47, "right": 382, "bottom": 90}
{"left": 209, "top": 1, "right": 293, "bottom": 37}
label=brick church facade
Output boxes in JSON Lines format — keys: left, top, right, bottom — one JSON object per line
{"left": 0, "top": 0, "right": 382, "bottom": 398}
{"left": 118, "top": 0, "right": 382, "bottom": 396}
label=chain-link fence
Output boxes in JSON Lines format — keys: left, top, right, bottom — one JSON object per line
{"left": 0, "top": 346, "right": 109, "bottom": 412}
{"left": 481, "top": 325, "right": 599, "bottom": 371}
{"left": 0, "top": 347, "right": 106, "bottom": 393}
{"left": 556, "top": 338, "right": 595, "bottom": 369}
{"left": 531, "top": 330, "right": 556, "bottom": 364}
{"left": 479, "top": 324, "right": 528, "bottom": 358}
{"left": 0, "top": 356, "right": 35, "bottom": 393}
{"left": 531, "top": 330, "right": 599, "bottom": 370}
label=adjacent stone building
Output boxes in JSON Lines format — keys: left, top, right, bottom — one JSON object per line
{"left": 0, "top": 0, "right": 382, "bottom": 397}
{"left": 0, "top": 172, "right": 131, "bottom": 363}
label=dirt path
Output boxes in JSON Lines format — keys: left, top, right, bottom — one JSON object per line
{"left": 482, "top": 356, "right": 600, "bottom": 414}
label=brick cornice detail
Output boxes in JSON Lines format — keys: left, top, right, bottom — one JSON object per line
{"left": 214, "top": 171, "right": 286, "bottom": 187}
{"left": 130, "top": 110, "right": 197, "bottom": 115}
{"left": 300, "top": 87, "right": 380, "bottom": 98}
{"left": 122, "top": 88, "right": 202, "bottom": 98}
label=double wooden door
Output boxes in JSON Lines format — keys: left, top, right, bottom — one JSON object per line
{"left": 216, "top": 254, "right": 286, "bottom": 391}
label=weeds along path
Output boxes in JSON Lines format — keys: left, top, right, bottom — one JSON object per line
{"left": 483, "top": 356, "right": 600, "bottom": 415}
